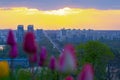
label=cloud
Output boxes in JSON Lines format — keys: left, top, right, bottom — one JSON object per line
{"left": 44, "top": 7, "right": 81, "bottom": 16}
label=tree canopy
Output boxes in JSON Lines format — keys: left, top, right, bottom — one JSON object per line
{"left": 76, "top": 41, "right": 114, "bottom": 80}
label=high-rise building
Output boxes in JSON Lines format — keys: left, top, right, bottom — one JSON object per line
{"left": 17, "top": 25, "right": 24, "bottom": 43}
{"left": 61, "top": 28, "right": 67, "bottom": 36}
{"left": 27, "top": 25, "right": 34, "bottom": 32}
{"left": 35, "top": 29, "right": 43, "bottom": 41}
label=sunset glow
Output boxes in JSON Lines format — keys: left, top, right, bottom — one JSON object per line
{"left": 0, "top": 7, "right": 120, "bottom": 30}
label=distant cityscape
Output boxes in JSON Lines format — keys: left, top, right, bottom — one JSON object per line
{"left": 0, "top": 25, "right": 120, "bottom": 80}
{"left": 0, "top": 25, "right": 120, "bottom": 44}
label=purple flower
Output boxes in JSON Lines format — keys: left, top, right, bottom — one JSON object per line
{"left": 58, "top": 44, "right": 77, "bottom": 72}
{"left": 29, "top": 53, "right": 37, "bottom": 63}
{"left": 7, "top": 30, "right": 16, "bottom": 46}
{"left": 78, "top": 64, "right": 94, "bottom": 80}
{"left": 64, "top": 76, "right": 74, "bottom": 80}
{"left": 39, "top": 47, "right": 47, "bottom": 67}
{"left": 9, "top": 45, "right": 18, "bottom": 58}
{"left": 49, "top": 56, "right": 56, "bottom": 71}
{"left": 23, "top": 32, "right": 37, "bottom": 54}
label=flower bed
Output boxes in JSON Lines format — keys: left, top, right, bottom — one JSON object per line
{"left": 0, "top": 30, "right": 94, "bottom": 80}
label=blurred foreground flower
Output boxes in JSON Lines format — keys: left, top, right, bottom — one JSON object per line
{"left": 58, "top": 44, "right": 77, "bottom": 72}
{"left": 78, "top": 64, "right": 94, "bottom": 80}
{"left": 23, "top": 32, "right": 37, "bottom": 54}
{"left": 49, "top": 56, "right": 56, "bottom": 71}
{"left": 29, "top": 53, "right": 37, "bottom": 63}
{"left": 0, "top": 61, "right": 9, "bottom": 77}
{"left": 39, "top": 47, "right": 47, "bottom": 66}
{"left": 9, "top": 45, "right": 18, "bottom": 58}
{"left": 7, "top": 30, "right": 16, "bottom": 46}
{"left": 64, "top": 76, "right": 74, "bottom": 80}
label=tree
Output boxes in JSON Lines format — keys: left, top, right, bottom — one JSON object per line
{"left": 76, "top": 41, "right": 114, "bottom": 80}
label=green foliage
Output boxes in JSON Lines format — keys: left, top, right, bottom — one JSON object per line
{"left": 17, "top": 69, "right": 31, "bottom": 80}
{"left": 0, "top": 76, "right": 10, "bottom": 80}
{"left": 16, "top": 68, "right": 68, "bottom": 80}
{"left": 76, "top": 41, "right": 114, "bottom": 80}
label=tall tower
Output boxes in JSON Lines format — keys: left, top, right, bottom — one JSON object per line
{"left": 27, "top": 25, "right": 34, "bottom": 32}
{"left": 17, "top": 25, "right": 24, "bottom": 43}
{"left": 61, "top": 28, "right": 67, "bottom": 36}
{"left": 36, "top": 29, "right": 43, "bottom": 41}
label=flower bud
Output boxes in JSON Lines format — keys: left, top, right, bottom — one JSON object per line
{"left": 7, "top": 30, "right": 16, "bottom": 46}
{"left": 29, "top": 53, "right": 37, "bottom": 63}
{"left": 0, "top": 61, "right": 9, "bottom": 77}
{"left": 64, "top": 76, "right": 74, "bottom": 80}
{"left": 39, "top": 47, "right": 47, "bottom": 66}
{"left": 78, "top": 64, "right": 94, "bottom": 80}
{"left": 23, "top": 32, "right": 37, "bottom": 54}
{"left": 49, "top": 56, "right": 56, "bottom": 70}
{"left": 9, "top": 45, "right": 18, "bottom": 58}
{"left": 58, "top": 44, "right": 77, "bottom": 72}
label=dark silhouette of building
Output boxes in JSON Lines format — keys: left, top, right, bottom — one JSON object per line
{"left": 27, "top": 25, "right": 34, "bottom": 32}
{"left": 36, "top": 29, "right": 43, "bottom": 41}
{"left": 17, "top": 25, "right": 24, "bottom": 43}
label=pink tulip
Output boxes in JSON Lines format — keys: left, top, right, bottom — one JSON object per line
{"left": 39, "top": 47, "right": 47, "bottom": 66}
{"left": 78, "top": 64, "right": 94, "bottom": 80}
{"left": 58, "top": 44, "right": 77, "bottom": 72}
{"left": 9, "top": 45, "right": 18, "bottom": 58}
{"left": 29, "top": 53, "right": 37, "bottom": 63}
{"left": 23, "top": 32, "right": 37, "bottom": 54}
{"left": 64, "top": 76, "right": 74, "bottom": 80}
{"left": 7, "top": 30, "right": 16, "bottom": 46}
{"left": 49, "top": 56, "right": 56, "bottom": 70}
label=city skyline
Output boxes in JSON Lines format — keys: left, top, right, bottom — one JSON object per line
{"left": 0, "top": 0, "right": 120, "bottom": 30}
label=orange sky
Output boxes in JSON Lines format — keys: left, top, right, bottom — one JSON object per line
{"left": 0, "top": 7, "right": 120, "bottom": 30}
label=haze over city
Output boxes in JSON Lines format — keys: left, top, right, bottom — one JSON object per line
{"left": 0, "top": 0, "right": 120, "bottom": 30}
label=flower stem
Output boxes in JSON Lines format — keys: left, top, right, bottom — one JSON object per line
{"left": 52, "top": 71, "right": 55, "bottom": 80}
{"left": 56, "top": 71, "right": 60, "bottom": 80}
{"left": 41, "top": 68, "right": 43, "bottom": 80}
{"left": 10, "top": 58, "right": 15, "bottom": 80}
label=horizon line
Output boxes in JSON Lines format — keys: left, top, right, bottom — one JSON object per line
{"left": 0, "top": 28, "right": 120, "bottom": 31}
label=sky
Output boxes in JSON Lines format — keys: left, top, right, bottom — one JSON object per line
{"left": 0, "top": 0, "right": 120, "bottom": 30}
